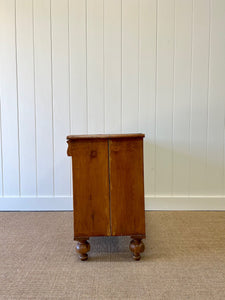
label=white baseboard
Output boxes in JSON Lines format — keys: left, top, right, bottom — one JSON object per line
{"left": 145, "top": 196, "right": 225, "bottom": 210}
{"left": 0, "top": 195, "right": 225, "bottom": 211}
{"left": 0, "top": 196, "right": 73, "bottom": 211}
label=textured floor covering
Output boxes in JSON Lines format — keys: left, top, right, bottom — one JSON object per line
{"left": 0, "top": 211, "right": 225, "bottom": 300}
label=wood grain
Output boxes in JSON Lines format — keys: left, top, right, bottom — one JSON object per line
{"left": 68, "top": 139, "right": 110, "bottom": 238}
{"left": 109, "top": 138, "right": 145, "bottom": 236}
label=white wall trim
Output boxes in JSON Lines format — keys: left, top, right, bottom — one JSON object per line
{"left": 145, "top": 196, "right": 225, "bottom": 210}
{"left": 0, "top": 196, "right": 73, "bottom": 211}
{"left": 0, "top": 195, "right": 225, "bottom": 211}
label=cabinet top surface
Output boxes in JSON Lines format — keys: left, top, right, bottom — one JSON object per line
{"left": 67, "top": 133, "right": 145, "bottom": 140}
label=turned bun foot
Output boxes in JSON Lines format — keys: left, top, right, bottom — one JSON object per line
{"left": 76, "top": 239, "right": 90, "bottom": 261}
{"left": 129, "top": 238, "right": 145, "bottom": 261}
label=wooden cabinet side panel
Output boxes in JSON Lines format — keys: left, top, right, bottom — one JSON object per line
{"left": 109, "top": 138, "right": 145, "bottom": 236}
{"left": 71, "top": 140, "right": 110, "bottom": 237}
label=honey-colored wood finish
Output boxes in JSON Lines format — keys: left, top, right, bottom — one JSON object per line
{"left": 69, "top": 140, "right": 110, "bottom": 238}
{"left": 109, "top": 138, "right": 145, "bottom": 236}
{"left": 67, "top": 133, "right": 145, "bottom": 140}
{"left": 67, "top": 134, "right": 145, "bottom": 260}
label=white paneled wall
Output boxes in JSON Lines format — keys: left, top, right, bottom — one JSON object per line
{"left": 0, "top": 0, "right": 225, "bottom": 210}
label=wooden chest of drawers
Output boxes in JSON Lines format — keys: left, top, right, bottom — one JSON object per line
{"left": 67, "top": 134, "right": 145, "bottom": 260}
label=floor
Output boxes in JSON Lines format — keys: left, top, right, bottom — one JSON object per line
{"left": 0, "top": 211, "right": 225, "bottom": 299}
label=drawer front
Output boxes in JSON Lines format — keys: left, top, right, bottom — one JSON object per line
{"left": 109, "top": 138, "right": 145, "bottom": 236}
{"left": 71, "top": 140, "right": 110, "bottom": 237}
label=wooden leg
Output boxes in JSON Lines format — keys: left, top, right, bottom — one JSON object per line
{"left": 129, "top": 238, "right": 145, "bottom": 261}
{"left": 75, "top": 239, "right": 90, "bottom": 261}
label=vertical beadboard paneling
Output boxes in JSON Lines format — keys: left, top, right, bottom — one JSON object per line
{"left": 87, "top": 0, "right": 104, "bottom": 134}
{"left": 173, "top": 0, "right": 192, "bottom": 195}
{"left": 51, "top": 0, "right": 70, "bottom": 195}
{"left": 121, "top": 0, "right": 139, "bottom": 133}
{"left": 0, "top": 0, "right": 20, "bottom": 195}
{"left": 69, "top": 0, "right": 87, "bottom": 134}
{"left": 104, "top": 0, "right": 122, "bottom": 133}
{"left": 1, "top": 0, "right": 225, "bottom": 210}
{"left": 16, "top": 0, "right": 36, "bottom": 195}
{"left": 139, "top": 0, "right": 157, "bottom": 195}
{"left": 206, "top": 0, "right": 225, "bottom": 195}
{"left": 33, "top": 0, "right": 54, "bottom": 195}
{"left": 155, "top": 0, "right": 175, "bottom": 195}
{"left": 189, "top": 0, "right": 210, "bottom": 195}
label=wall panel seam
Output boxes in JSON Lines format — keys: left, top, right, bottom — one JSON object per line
{"left": 120, "top": 0, "right": 123, "bottom": 132}
{"left": 49, "top": 0, "right": 55, "bottom": 196}
{"left": 67, "top": 0, "right": 71, "bottom": 136}
{"left": 206, "top": 0, "right": 211, "bottom": 189}
{"left": 138, "top": 0, "right": 140, "bottom": 132}
{"left": 172, "top": 0, "right": 176, "bottom": 197}
{"left": 85, "top": 0, "right": 88, "bottom": 133}
{"left": 188, "top": 0, "right": 194, "bottom": 197}
{"left": 154, "top": 0, "right": 158, "bottom": 196}
{"left": 15, "top": 0, "right": 21, "bottom": 196}
{"left": 103, "top": 0, "right": 105, "bottom": 134}
{"left": 67, "top": 0, "right": 72, "bottom": 195}
{"left": 32, "top": 0, "right": 38, "bottom": 196}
